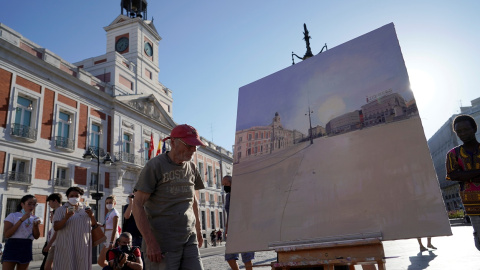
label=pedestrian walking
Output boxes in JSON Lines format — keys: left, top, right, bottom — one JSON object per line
{"left": 417, "top": 237, "right": 436, "bottom": 252}
{"left": 2, "top": 194, "right": 41, "bottom": 270}
{"left": 133, "top": 124, "right": 206, "bottom": 269}
{"left": 446, "top": 115, "right": 480, "bottom": 251}
{"left": 217, "top": 229, "right": 223, "bottom": 246}
{"left": 104, "top": 195, "right": 120, "bottom": 250}
{"left": 41, "top": 193, "right": 62, "bottom": 270}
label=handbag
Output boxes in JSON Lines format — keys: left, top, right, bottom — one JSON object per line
{"left": 42, "top": 241, "right": 49, "bottom": 256}
{"left": 91, "top": 224, "right": 107, "bottom": 247}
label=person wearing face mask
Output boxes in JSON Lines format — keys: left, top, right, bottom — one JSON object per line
{"left": 104, "top": 195, "right": 120, "bottom": 250}
{"left": 222, "top": 175, "right": 255, "bottom": 270}
{"left": 2, "top": 194, "right": 41, "bottom": 270}
{"left": 53, "top": 186, "right": 98, "bottom": 270}
{"left": 106, "top": 232, "right": 143, "bottom": 270}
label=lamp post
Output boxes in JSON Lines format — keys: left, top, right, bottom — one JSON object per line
{"left": 306, "top": 106, "right": 314, "bottom": 144}
{"left": 82, "top": 147, "right": 113, "bottom": 262}
{"left": 82, "top": 147, "right": 113, "bottom": 220}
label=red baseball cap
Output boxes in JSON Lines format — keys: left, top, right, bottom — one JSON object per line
{"left": 163, "top": 124, "right": 205, "bottom": 146}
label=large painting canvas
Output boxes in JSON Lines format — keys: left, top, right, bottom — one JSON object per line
{"left": 227, "top": 23, "right": 452, "bottom": 253}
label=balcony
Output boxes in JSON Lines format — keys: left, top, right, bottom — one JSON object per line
{"left": 55, "top": 136, "right": 75, "bottom": 151}
{"left": 52, "top": 178, "right": 71, "bottom": 189}
{"left": 7, "top": 171, "right": 32, "bottom": 185}
{"left": 11, "top": 124, "right": 37, "bottom": 141}
{"left": 208, "top": 181, "right": 214, "bottom": 187}
{"left": 114, "top": 152, "right": 143, "bottom": 166}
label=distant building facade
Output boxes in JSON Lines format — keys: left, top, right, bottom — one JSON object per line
{"left": 428, "top": 97, "right": 480, "bottom": 211}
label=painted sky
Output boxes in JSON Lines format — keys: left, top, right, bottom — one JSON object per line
{"left": 236, "top": 23, "right": 413, "bottom": 133}
{"left": 1, "top": 1, "right": 479, "bottom": 150}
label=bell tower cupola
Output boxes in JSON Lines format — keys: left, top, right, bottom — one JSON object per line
{"left": 121, "top": 0, "right": 148, "bottom": 19}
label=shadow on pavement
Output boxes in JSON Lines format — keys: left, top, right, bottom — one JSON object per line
{"left": 407, "top": 250, "right": 437, "bottom": 270}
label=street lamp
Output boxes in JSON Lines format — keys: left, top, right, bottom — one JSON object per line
{"left": 305, "top": 106, "right": 314, "bottom": 145}
{"left": 82, "top": 147, "right": 113, "bottom": 221}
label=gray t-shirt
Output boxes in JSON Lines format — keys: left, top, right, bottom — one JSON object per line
{"left": 134, "top": 152, "right": 204, "bottom": 251}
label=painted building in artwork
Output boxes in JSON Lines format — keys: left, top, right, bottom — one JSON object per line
{"left": 309, "top": 125, "right": 326, "bottom": 139}
{"left": 0, "top": 3, "right": 232, "bottom": 258}
{"left": 428, "top": 97, "right": 480, "bottom": 212}
{"left": 326, "top": 110, "right": 362, "bottom": 135}
{"left": 362, "top": 92, "right": 406, "bottom": 127}
{"left": 234, "top": 112, "right": 305, "bottom": 164}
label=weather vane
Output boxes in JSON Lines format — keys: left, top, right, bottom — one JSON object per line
{"left": 291, "top": 23, "right": 328, "bottom": 65}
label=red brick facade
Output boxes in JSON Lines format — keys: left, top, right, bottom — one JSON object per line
{"left": 74, "top": 166, "right": 87, "bottom": 185}
{"left": 78, "top": 104, "right": 88, "bottom": 149}
{"left": 0, "top": 68, "right": 13, "bottom": 128}
{"left": 35, "top": 159, "right": 52, "bottom": 180}
{"left": 58, "top": 93, "right": 77, "bottom": 108}
{"left": 0, "top": 151, "right": 6, "bottom": 174}
{"left": 90, "top": 108, "right": 106, "bottom": 120}
{"left": 105, "top": 172, "right": 110, "bottom": 189}
{"left": 16, "top": 76, "right": 41, "bottom": 94}
{"left": 41, "top": 88, "right": 54, "bottom": 140}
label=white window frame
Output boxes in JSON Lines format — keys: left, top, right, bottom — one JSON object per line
{"left": 10, "top": 86, "right": 42, "bottom": 140}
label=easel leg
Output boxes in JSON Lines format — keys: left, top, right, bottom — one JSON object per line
{"left": 377, "top": 261, "right": 386, "bottom": 270}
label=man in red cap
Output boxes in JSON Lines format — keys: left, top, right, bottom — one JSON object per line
{"left": 133, "top": 124, "right": 206, "bottom": 269}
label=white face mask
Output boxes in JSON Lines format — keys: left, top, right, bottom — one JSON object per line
{"left": 68, "top": 197, "right": 80, "bottom": 205}
{"left": 106, "top": 204, "right": 114, "bottom": 210}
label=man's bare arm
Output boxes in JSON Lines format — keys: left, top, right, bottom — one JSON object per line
{"left": 132, "top": 190, "right": 164, "bottom": 263}
{"left": 448, "top": 169, "right": 480, "bottom": 183}
{"left": 193, "top": 195, "right": 204, "bottom": 248}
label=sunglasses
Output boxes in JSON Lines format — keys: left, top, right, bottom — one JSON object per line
{"left": 177, "top": 139, "right": 197, "bottom": 150}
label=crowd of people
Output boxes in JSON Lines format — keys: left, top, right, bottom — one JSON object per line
{"left": 2, "top": 118, "right": 478, "bottom": 269}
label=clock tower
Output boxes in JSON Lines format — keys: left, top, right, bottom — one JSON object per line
{"left": 75, "top": 0, "right": 173, "bottom": 115}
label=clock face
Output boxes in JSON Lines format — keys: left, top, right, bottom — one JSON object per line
{"left": 144, "top": 42, "right": 153, "bottom": 57}
{"left": 115, "top": 37, "right": 129, "bottom": 53}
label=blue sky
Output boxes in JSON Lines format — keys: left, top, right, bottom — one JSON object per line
{"left": 1, "top": 1, "right": 479, "bottom": 150}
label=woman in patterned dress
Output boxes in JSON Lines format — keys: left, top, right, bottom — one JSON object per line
{"left": 53, "top": 187, "right": 98, "bottom": 270}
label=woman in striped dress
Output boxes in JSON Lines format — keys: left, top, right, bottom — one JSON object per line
{"left": 53, "top": 187, "right": 98, "bottom": 270}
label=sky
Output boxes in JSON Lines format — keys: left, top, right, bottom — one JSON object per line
{"left": 236, "top": 23, "right": 414, "bottom": 133}
{"left": 1, "top": 1, "right": 479, "bottom": 151}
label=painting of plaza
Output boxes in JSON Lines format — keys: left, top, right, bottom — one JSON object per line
{"left": 226, "top": 23, "right": 451, "bottom": 254}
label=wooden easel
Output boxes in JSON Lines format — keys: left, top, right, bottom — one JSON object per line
{"left": 268, "top": 233, "right": 385, "bottom": 270}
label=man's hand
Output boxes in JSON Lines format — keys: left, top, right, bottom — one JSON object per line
{"left": 43, "top": 246, "right": 51, "bottom": 253}
{"left": 146, "top": 239, "right": 164, "bottom": 263}
{"left": 197, "top": 234, "right": 204, "bottom": 248}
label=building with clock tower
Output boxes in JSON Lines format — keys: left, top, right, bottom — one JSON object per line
{"left": 74, "top": 1, "right": 172, "bottom": 115}
{"left": 0, "top": 0, "right": 232, "bottom": 258}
